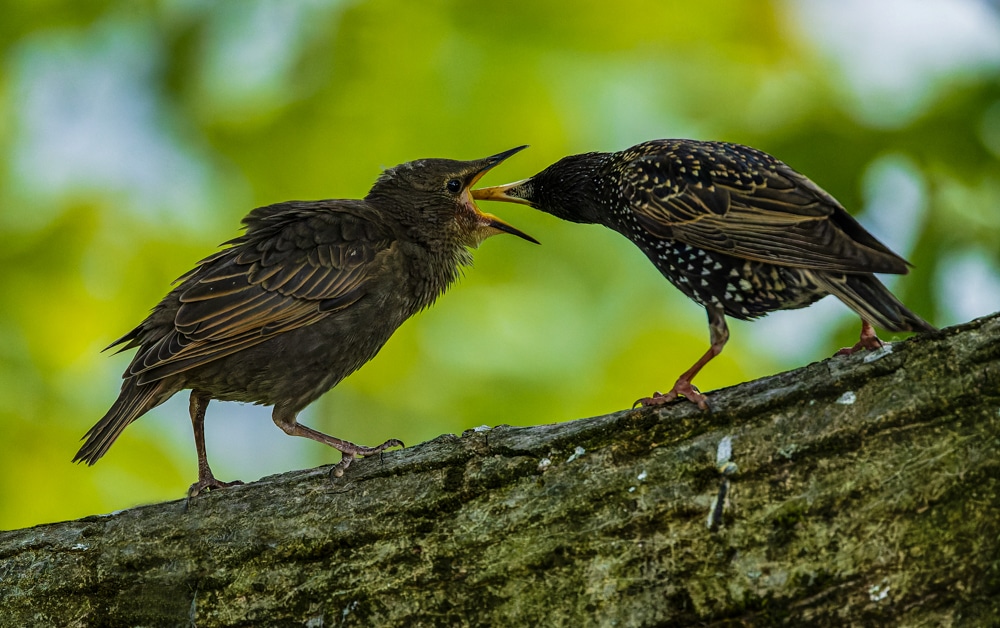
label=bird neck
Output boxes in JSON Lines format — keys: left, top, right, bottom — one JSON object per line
{"left": 534, "top": 153, "right": 609, "bottom": 224}
{"left": 375, "top": 206, "right": 473, "bottom": 310}
{"left": 403, "top": 238, "right": 471, "bottom": 313}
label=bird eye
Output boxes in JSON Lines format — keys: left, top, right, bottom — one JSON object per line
{"left": 446, "top": 178, "right": 462, "bottom": 193}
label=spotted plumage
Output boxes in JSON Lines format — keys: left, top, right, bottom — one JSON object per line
{"left": 473, "top": 139, "right": 934, "bottom": 409}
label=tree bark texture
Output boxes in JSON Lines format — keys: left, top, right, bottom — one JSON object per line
{"left": 2, "top": 313, "right": 999, "bottom": 626}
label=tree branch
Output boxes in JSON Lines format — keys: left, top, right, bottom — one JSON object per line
{"left": 3, "top": 313, "right": 999, "bottom": 626}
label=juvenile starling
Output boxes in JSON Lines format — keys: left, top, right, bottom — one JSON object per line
{"left": 473, "top": 139, "right": 934, "bottom": 409}
{"left": 75, "top": 147, "right": 537, "bottom": 496}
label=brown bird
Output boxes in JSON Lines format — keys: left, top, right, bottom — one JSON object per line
{"left": 75, "top": 147, "right": 537, "bottom": 496}
{"left": 473, "top": 139, "right": 934, "bottom": 409}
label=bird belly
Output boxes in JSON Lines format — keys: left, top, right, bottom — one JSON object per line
{"left": 647, "top": 241, "right": 826, "bottom": 320}
{"left": 178, "top": 297, "right": 410, "bottom": 411}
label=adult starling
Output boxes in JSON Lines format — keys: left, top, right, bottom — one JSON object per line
{"left": 473, "top": 139, "right": 934, "bottom": 409}
{"left": 75, "top": 147, "right": 537, "bottom": 496}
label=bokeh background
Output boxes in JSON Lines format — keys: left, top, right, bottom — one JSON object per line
{"left": 3, "top": 0, "right": 1000, "bottom": 530}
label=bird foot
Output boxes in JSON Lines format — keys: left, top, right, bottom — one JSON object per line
{"left": 329, "top": 438, "right": 404, "bottom": 478}
{"left": 835, "top": 327, "right": 885, "bottom": 356}
{"left": 634, "top": 390, "right": 675, "bottom": 408}
{"left": 187, "top": 476, "right": 244, "bottom": 499}
{"left": 634, "top": 381, "right": 709, "bottom": 411}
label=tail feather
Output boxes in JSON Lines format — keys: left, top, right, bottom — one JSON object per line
{"left": 813, "top": 272, "right": 935, "bottom": 333}
{"left": 73, "top": 379, "right": 169, "bottom": 465}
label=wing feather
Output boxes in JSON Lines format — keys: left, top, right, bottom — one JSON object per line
{"left": 623, "top": 141, "right": 909, "bottom": 274}
{"left": 124, "top": 201, "right": 394, "bottom": 383}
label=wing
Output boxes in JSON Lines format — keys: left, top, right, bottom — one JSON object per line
{"left": 621, "top": 141, "right": 909, "bottom": 274}
{"left": 121, "top": 200, "right": 395, "bottom": 384}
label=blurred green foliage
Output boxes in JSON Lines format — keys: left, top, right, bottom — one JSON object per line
{"left": 2, "top": 0, "right": 999, "bottom": 530}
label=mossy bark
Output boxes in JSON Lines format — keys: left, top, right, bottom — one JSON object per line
{"left": 2, "top": 313, "right": 999, "bottom": 626}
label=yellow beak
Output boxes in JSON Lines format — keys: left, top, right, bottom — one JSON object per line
{"left": 465, "top": 147, "right": 539, "bottom": 245}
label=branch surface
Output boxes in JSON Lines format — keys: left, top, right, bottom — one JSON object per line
{"left": 2, "top": 314, "right": 999, "bottom": 626}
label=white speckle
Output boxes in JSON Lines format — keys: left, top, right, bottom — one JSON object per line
{"left": 713, "top": 262, "right": 723, "bottom": 270}
{"left": 777, "top": 444, "right": 799, "bottom": 459}
{"left": 340, "top": 600, "right": 359, "bottom": 622}
{"left": 71, "top": 543, "right": 88, "bottom": 551}
{"left": 537, "top": 457, "right": 552, "bottom": 472}
{"left": 628, "top": 486, "right": 636, "bottom": 493}
{"left": 472, "top": 425, "right": 491, "bottom": 432}
{"left": 566, "top": 446, "right": 586, "bottom": 463}
{"left": 700, "top": 279, "right": 709, "bottom": 287}
{"left": 637, "top": 470, "right": 648, "bottom": 482}
{"left": 868, "top": 581, "right": 890, "bottom": 602}
{"left": 716, "top": 436, "right": 733, "bottom": 466}
{"left": 836, "top": 391, "right": 857, "bottom": 405}
{"left": 306, "top": 614, "right": 326, "bottom": 628}
{"left": 739, "top": 279, "right": 753, "bottom": 291}
{"left": 729, "top": 268, "right": 740, "bottom": 278}
{"left": 863, "top": 343, "right": 894, "bottom": 363}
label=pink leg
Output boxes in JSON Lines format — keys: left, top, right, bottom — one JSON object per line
{"left": 835, "top": 320, "right": 884, "bottom": 356}
{"left": 272, "top": 406, "right": 404, "bottom": 477}
{"left": 635, "top": 307, "right": 729, "bottom": 411}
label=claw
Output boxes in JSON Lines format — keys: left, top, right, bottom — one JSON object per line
{"left": 329, "top": 437, "right": 404, "bottom": 478}
{"left": 836, "top": 320, "right": 884, "bottom": 356}
{"left": 185, "top": 476, "right": 244, "bottom": 512}
{"left": 188, "top": 477, "right": 244, "bottom": 498}
{"left": 634, "top": 381, "right": 708, "bottom": 410}
{"left": 634, "top": 306, "right": 723, "bottom": 412}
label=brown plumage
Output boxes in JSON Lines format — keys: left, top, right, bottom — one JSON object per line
{"left": 76, "top": 147, "right": 537, "bottom": 496}
{"left": 473, "top": 139, "right": 934, "bottom": 409}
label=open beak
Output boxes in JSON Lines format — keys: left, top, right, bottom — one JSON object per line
{"left": 475, "top": 211, "right": 539, "bottom": 244}
{"left": 469, "top": 145, "right": 528, "bottom": 187}
{"left": 466, "top": 146, "right": 539, "bottom": 245}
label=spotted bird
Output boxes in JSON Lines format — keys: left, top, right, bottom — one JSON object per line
{"left": 473, "top": 140, "right": 934, "bottom": 409}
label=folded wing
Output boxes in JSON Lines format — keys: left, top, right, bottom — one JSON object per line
{"left": 113, "top": 201, "right": 395, "bottom": 384}
{"left": 622, "top": 141, "right": 909, "bottom": 274}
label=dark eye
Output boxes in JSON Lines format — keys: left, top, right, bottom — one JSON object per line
{"left": 446, "top": 178, "right": 462, "bottom": 193}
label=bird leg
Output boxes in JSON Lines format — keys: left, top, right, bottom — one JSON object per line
{"left": 187, "top": 390, "right": 244, "bottom": 498}
{"left": 271, "top": 406, "right": 404, "bottom": 478}
{"left": 835, "top": 320, "right": 884, "bottom": 356}
{"left": 636, "top": 307, "right": 729, "bottom": 411}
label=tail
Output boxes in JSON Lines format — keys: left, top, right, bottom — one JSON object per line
{"left": 813, "top": 272, "right": 935, "bottom": 333}
{"left": 73, "top": 379, "right": 169, "bottom": 465}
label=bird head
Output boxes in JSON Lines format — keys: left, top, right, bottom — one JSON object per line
{"left": 472, "top": 151, "right": 608, "bottom": 225}
{"left": 368, "top": 147, "right": 539, "bottom": 249}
